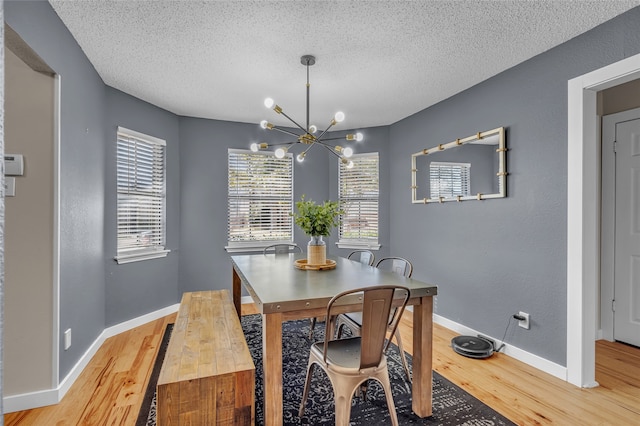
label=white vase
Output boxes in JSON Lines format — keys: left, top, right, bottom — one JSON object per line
{"left": 307, "top": 235, "right": 326, "bottom": 266}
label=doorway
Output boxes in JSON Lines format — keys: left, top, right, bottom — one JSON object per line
{"left": 567, "top": 53, "right": 640, "bottom": 388}
{"left": 4, "top": 24, "right": 61, "bottom": 408}
{"left": 601, "top": 107, "right": 640, "bottom": 348}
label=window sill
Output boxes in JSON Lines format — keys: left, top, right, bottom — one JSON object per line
{"left": 225, "top": 241, "right": 294, "bottom": 253}
{"left": 335, "top": 242, "right": 381, "bottom": 250}
{"left": 115, "top": 249, "right": 170, "bottom": 264}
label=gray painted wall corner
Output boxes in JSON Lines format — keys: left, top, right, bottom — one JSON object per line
{"left": 388, "top": 6, "right": 640, "bottom": 366}
{"left": 104, "top": 87, "right": 181, "bottom": 326}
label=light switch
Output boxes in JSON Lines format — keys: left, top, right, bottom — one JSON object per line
{"left": 4, "top": 177, "right": 15, "bottom": 197}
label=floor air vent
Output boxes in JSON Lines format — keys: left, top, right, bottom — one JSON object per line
{"left": 451, "top": 335, "right": 495, "bottom": 359}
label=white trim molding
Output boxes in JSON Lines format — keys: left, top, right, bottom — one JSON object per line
{"left": 335, "top": 242, "right": 381, "bottom": 250}
{"left": 52, "top": 73, "right": 62, "bottom": 393}
{"left": 567, "top": 52, "right": 640, "bottom": 388}
{"left": 3, "top": 303, "right": 180, "bottom": 413}
{"left": 434, "top": 314, "right": 566, "bottom": 381}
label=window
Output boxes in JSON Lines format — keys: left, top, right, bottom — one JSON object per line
{"left": 429, "top": 162, "right": 470, "bottom": 199}
{"left": 338, "top": 152, "right": 379, "bottom": 249}
{"left": 227, "top": 149, "right": 293, "bottom": 250}
{"left": 115, "top": 127, "right": 169, "bottom": 264}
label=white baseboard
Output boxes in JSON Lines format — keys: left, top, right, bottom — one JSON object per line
{"left": 3, "top": 303, "right": 180, "bottom": 413}
{"left": 2, "top": 388, "right": 60, "bottom": 414}
{"left": 4, "top": 303, "right": 568, "bottom": 412}
{"left": 240, "top": 300, "right": 566, "bottom": 379}
{"left": 241, "top": 295, "right": 253, "bottom": 305}
{"left": 433, "top": 313, "right": 567, "bottom": 381}
{"left": 239, "top": 301, "right": 567, "bottom": 379}
{"left": 103, "top": 304, "right": 180, "bottom": 340}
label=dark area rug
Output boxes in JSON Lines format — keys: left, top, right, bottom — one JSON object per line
{"left": 136, "top": 323, "right": 173, "bottom": 426}
{"left": 139, "top": 314, "right": 515, "bottom": 425}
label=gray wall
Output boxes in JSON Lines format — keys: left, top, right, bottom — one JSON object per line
{"left": 388, "top": 7, "right": 640, "bottom": 366}
{"left": 178, "top": 117, "right": 362, "bottom": 294}
{"left": 104, "top": 87, "right": 181, "bottom": 326}
{"left": 601, "top": 78, "right": 640, "bottom": 115}
{"left": 5, "top": 0, "right": 640, "bottom": 403}
{"left": 5, "top": 0, "right": 107, "bottom": 378}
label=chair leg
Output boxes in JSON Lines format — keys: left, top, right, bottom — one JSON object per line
{"left": 330, "top": 377, "right": 362, "bottom": 426}
{"left": 309, "top": 317, "right": 316, "bottom": 339}
{"left": 394, "top": 329, "right": 412, "bottom": 382}
{"left": 328, "top": 315, "right": 344, "bottom": 340}
{"left": 334, "top": 392, "right": 353, "bottom": 426}
{"left": 375, "top": 374, "right": 399, "bottom": 426}
{"left": 299, "top": 362, "right": 316, "bottom": 418}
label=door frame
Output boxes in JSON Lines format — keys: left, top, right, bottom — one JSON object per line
{"left": 3, "top": 27, "right": 62, "bottom": 409}
{"left": 567, "top": 53, "right": 640, "bottom": 387}
{"left": 600, "top": 107, "right": 640, "bottom": 342}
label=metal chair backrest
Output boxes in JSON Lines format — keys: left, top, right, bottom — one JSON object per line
{"left": 263, "top": 243, "right": 302, "bottom": 255}
{"left": 323, "top": 285, "right": 410, "bottom": 369}
{"left": 347, "top": 249, "right": 375, "bottom": 266}
{"left": 375, "top": 257, "right": 413, "bottom": 278}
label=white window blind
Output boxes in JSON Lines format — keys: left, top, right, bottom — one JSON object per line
{"left": 227, "top": 149, "right": 293, "bottom": 248}
{"left": 116, "top": 127, "right": 168, "bottom": 263}
{"left": 338, "top": 153, "right": 379, "bottom": 245}
{"left": 429, "top": 162, "right": 470, "bottom": 199}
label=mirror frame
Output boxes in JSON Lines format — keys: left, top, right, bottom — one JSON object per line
{"left": 411, "top": 127, "right": 506, "bottom": 204}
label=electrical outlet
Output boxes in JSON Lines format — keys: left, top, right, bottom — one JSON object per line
{"left": 518, "top": 312, "right": 530, "bottom": 330}
{"left": 64, "top": 329, "right": 72, "bottom": 350}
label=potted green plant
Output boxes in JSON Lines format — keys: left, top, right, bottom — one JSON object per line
{"left": 292, "top": 195, "right": 342, "bottom": 266}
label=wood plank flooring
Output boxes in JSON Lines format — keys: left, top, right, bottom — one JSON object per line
{"left": 5, "top": 304, "right": 640, "bottom": 425}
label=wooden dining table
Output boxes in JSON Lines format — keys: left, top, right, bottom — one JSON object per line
{"left": 231, "top": 253, "right": 438, "bottom": 425}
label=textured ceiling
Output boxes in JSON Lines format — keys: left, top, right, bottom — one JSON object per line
{"left": 48, "top": 1, "right": 640, "bottom": 129}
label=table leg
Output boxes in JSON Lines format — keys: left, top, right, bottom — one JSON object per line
{"left": 412, "top": 296, "right": 433, "bottom": 417}
{"left": 263, "top": 312, "right": 283, "bottom": 425}
{"left": 232, "top": 266, "right": 242, "bottom": 318}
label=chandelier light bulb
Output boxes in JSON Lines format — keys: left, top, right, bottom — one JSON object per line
{"left": 341, "top": 157, "right": 354, "bottom": 168}
{"left": 251, "top": 56, "right": 359, "bottom": 167}
{"left": 275, "top": 147, "right": 287, "bottom": 159}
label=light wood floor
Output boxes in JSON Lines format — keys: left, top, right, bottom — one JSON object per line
{"left": 5, "top": 304, "right": 640, "bottom": 425}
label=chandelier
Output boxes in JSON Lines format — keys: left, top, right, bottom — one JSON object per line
{"left": 250, "top": 55, "right": 363, "bottom": 168}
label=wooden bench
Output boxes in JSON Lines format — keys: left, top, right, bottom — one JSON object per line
{"left": 157, "top": 290, "right": 255, "bottom": 425}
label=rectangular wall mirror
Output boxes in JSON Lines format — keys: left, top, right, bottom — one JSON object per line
{"left": 411, "top": 127, "right": 506, "bottom": 204}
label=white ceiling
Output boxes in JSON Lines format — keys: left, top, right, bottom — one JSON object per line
{"left": 48, "top": 0, "right": 640, "bottom": 129}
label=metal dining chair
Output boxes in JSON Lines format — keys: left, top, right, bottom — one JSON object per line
{"left": 347, "top": 249, "right": 375, "bottom": 266}
{"left": 262, "top": 243, "right": 302, "bottom": 255}
{"left": 336, "top": 256, "right": 414, "bottom": 381}
{"left": 299, "top": 285, "right": 410, "bottom": 426}
{"left": 375, "top": 256, "right": 413, "bottom": 279}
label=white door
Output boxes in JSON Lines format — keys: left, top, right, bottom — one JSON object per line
{"left": 614, "top": 118, "right": 640, "bottom": 347}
